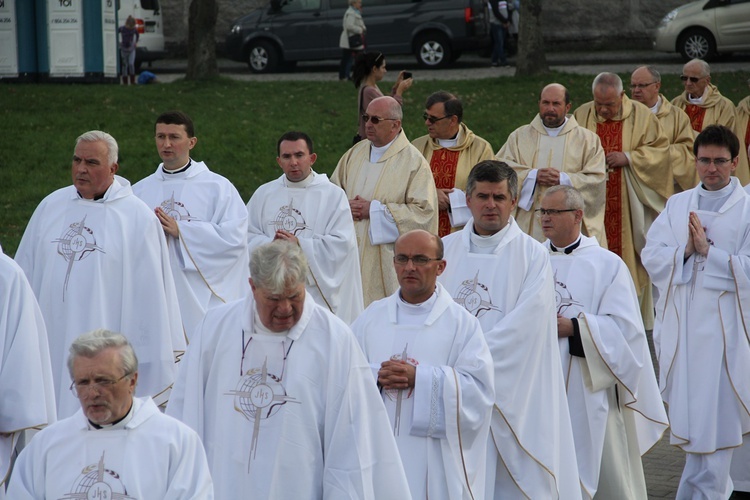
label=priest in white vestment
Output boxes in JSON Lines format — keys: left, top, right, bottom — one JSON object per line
{"left": 497, "top": 83, "right": 607, "bottom": 246}
{"left": 541, "top": 186, "right": 668, "bottom": 499}
{"left": 642, "top": 125, "right": 750, "bottom": 499}
{"left": 7, "top": 329, "right": 213, "bottom": 499}
{"left": 133, "top": 111, "right": 249, "bottom": 340}
{"left": 14, "top": 131, "right": 184, "bottom": 419}
{"left": 352, "top": 229, "right": 494, "bottom": 499}
{"left": 437, "top": 160, "right": 581, "bottom": 500}
{"left": 167, "top": 241, "right": 411, "bottom": 499}
{"left": 0, "top": 249, "right": 56, "bottom": 499}
{"left": 332, "top": 96, "right": 438, "bottom": 307}
{"left": 247, "top": 131, "right": 363, "bottom": 324}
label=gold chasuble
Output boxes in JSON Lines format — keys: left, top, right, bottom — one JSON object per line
{"left": 672, "top": 84, "right": 749, "bottom": 184}
{"left": 412, "top": 122, "right": 494, "bottom": 236}
{"left": 574, "top": 95, "right": 670, "bottom": 329}
{"left": 597, "top": 120, "right": 624, "bottom": 256}
{"left": 430, "top": 149, "right": 460, "bottom": 236}
{"left": 654, "top": 95, "right": 697, "bottom": 192}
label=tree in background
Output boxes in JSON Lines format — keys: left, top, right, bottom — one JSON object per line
{"left": 515, "top": 0, "right": 548, "bottom": 76}
{"left": 186, "top": 0, "right": 219, "bottom": 79}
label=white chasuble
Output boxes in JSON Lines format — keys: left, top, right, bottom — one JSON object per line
{"left": 438, "top": 220, "right": 581, "bottom": 500}
{"left": 246, "top": 173, "right": 363, "bottom": 324}
{"left": 7, "top": 398, "right": 213, "bottom": 499}
{"left": 14, "top": 178, "right": 184, "bottom": 418}
{"left": 133, "top": 161, "right": 250, "bottom": 340}
{"left": 549, "top": 236, "right": 667, "bottom": 499}
{"left": 642, "top": 178, "right": 750, "bottom": 453}
{"left": 167, "top": 294, "right": 410, "bottom": 499}
{"left": 352, "top": 284, "right": 494, "bottom": 500}
{"left": 0, "top": 253, "right": 56, "bottom": 495}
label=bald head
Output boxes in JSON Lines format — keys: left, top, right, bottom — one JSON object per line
{"left": 630, "top": 66, "right": 662, "bottom": 108}
{"left": 393, "top": 229, "right": 446, "bottom": 304}
{"left": 365, "top": 96, "right": 403, "bottom": 147}
{"left": 539, "top": 83, "right": 571, "bottom": 128}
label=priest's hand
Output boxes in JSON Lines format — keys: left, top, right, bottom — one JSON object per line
{"left": 349, "top": 195, "right": 371, "bottom": 221}
{"left": 437, "top": 188, "right": 453, "bottom": 211}
{"left": 155, "top": 207, "right": 179, "bottom": 238}
{"left": 274, "top": 229, "right": 299, "bottom": 246}
{"left": 378, "top": 360, "right": 416, "bottom": 390}
{"left": 557, "top": 314, "right": 574, "bottom": 338}
{"left": 688, "top": 211, "right": 709, "bottom": 257}
{"left": 536, "top": 168, "right": 561, "bottom": 186}
{"left": 605, "top": 152, "right": 629, "bottom": 169}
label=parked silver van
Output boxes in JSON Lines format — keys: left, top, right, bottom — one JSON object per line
{"left": 225, "top": 0, "right": 490, "bottom": 73}
{"left": 118, "top": 0, "right": 167, "bottom": 69}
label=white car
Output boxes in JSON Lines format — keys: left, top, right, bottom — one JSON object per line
{"left": 653, "top": 0, "right": 750, "bottom": 61}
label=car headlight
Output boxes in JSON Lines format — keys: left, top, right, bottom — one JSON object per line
{"left": 231, "top": 24, "right": 241, "bottom": 35}
{"left": 659, "top": 9, "right": 678, "bottom": 27}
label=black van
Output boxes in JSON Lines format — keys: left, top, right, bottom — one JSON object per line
{"left": 225, "top": 0, "right": 490, "bottom": 73}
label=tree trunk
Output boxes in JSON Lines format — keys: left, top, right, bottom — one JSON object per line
{"left": 515, "top": 0, "right": 549, "bottom": 76}
{"left": 186, "top": 0, "right": 219, "bottom": 80}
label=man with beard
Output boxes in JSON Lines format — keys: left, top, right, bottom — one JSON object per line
{"left": 497, "top": 83, "right": 607, "bottom": 245}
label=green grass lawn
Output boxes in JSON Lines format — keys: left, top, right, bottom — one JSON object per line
{"left": 2, "top": 71, "right": 749, "bottom": 256}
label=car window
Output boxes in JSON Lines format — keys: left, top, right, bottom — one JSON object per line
{"left": 140, "top": 0, "right": 160, "bottom": 10}
{"left": 275, "top": 0, "right": 322, "bottom": 12}
{"left": 330, "top": 0, "right": 348, "bottom": 7}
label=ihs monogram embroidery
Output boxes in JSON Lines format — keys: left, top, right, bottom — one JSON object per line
{"left": 52, "top": 215, "right": 105, "bottom": 301}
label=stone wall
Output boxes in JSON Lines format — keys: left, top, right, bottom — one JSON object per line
{"left": 159, "top": 0, "right": 688, "bottom": 54}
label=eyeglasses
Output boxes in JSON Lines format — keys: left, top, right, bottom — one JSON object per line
{"left": 629, "top": 82, "right": 657, "bottom": 89}
{"left": 535, "top": 208, "right": 578, "bottom": 217}
{"left": 362, "top": 114, "right": 397, "bottom": 125}
{"left": 70, "top": 372, "right": 132, "bottom": 398}
{"left": 394, "top": 254, "right": 442, "bottom": 266}
{"left": 423, "top": 113, "right": 454, "bottom": 124}
{"left": 680, "top": 75, "right": 705, "bottom": 83}
{"left": 696, "top": 157, "right": 732, "bottom": 167}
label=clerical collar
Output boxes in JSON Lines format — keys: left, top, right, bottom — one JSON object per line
{"left": 550, "top": 236, "right": 581, "bottom": 254}
{"left": 688, "top": 92, "right": 705, "bottom": 105}
{"left": 253, "top": 308, "right": 289, "bottom": 336}
{"left": 369, "top": 136, "right": 398, "bottom": 163}
{"left": 77, "top": 182, "right": 113, "bottom": 201}
{"left": 88, "top": 400, "right": 134, "bottom": 430}
{"left": 398, "top": 288, "right": 438, "bottom": 308}
{"left": 163, "top": 159, "right": 192, "bottom": 175}
{"left": 396, "top": 288, "right": 438, "bottom": 325}
{"left": 283, "top": 171, "right": 316, "bottom": 189}
{"left": 543, "top": 116, "right": 568, "bottom": 137}
{"left": 698, "top": 178, "right": 734, "bottom": 198}
{"left": 437, "top": 129, "right": 460, "bottom": 148}
{"left": 470, "top": 221, "right": 511, "bottom": 248}
{"left": 649, "top": 96, "right": 661, "bottom": 114}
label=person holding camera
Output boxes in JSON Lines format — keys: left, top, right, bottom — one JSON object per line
{"left": 339, "top": 0, "right": 366, "bottom": 81}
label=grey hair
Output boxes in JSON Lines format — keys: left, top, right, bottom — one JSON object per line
{"left": 348, "top": 0, "right": 359, "bottom": 5}
{"left": 250, "top": 241, "right": 308, "bottom": 294}
{"left": 635, "top": 65, "right": 661, "bottom": 83}
{"left": 67, "top": 329, "right": 138, "bottom": 379}
{"left": 685, "top": 58, "right": 710, "bottom": 77}
{"left": 544, "top": 185, "right": 585, "bottom": 211}
{"left": 76, "top": 130, "right": 118, "bottom": 166}
{"left": 592, "top": 72, "right": 623, "bottom": 94}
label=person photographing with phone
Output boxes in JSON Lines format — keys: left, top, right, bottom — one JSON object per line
{"left": 351, "top": 52, "right": 413, "bottom": 144}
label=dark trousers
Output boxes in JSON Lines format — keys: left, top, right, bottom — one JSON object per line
{"left": 491, "top": 23, "right": 508, "bottom": 65}
{"left": 339, "top": 49, "right": 357, "bottom": 80}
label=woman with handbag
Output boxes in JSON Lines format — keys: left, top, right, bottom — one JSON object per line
{"left": 339, "top": 0, "right": 366, "bottom": 81}
{"left": 351, "top": 51, "right": 412, "bottom": 145}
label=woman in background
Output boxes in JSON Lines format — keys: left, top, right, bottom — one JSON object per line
{"left": 339, "top": 0, "right": 366, "bottom": 81}
{"left": 352, "top": 52, "right": 412, "bottom": 143}
{"left": 119, "top": 15, "right": 139, "bottom": 85}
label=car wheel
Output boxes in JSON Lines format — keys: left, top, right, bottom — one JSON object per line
{"left": 415, "top": 33, "right": 452, "bottom": 68}
{"left": 247, "top": 40, "right": 279, "bottom": 73}
{"left": 678, "top": 28, "right": 717, "bottom": 61}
